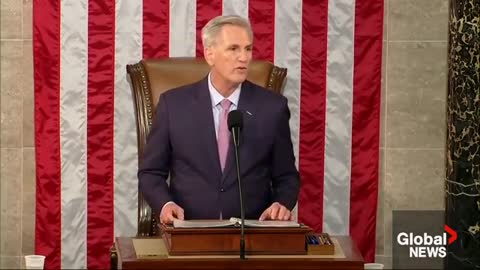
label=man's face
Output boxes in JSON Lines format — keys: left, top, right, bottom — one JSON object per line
{"left": 204, "top": 25, "right": 253, "bottom": 87}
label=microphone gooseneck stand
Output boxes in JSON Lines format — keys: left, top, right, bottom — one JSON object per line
{"left": 232, "top": 127, "right": 246, "bottom": 260}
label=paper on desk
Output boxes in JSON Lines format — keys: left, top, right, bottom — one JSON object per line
{"left": 173, "top": 219, "right": 236, "bottom": 228}
{"left": 172, "top": 218, "right": 300, "bottom": 228}
{"left": 231, "top": 218, "right": 301, "bottom": 228}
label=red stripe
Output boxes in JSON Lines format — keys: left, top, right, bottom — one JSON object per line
{"left": 298, "top": 0, "right": 328, "bottom": 233}
{"left": 248, "top": 0, "right": 275, "bottom": 62}
{"left": 143, "top": 0, "right": 169, "bottom": 58}
{"left": 350, "top": 0, "right": 384, "bottom": 262}
{"left": 87, "top": 0, "right": 115, "bottom": 268}
{"left": 33, "top": 0, "right": 62, "bottom": 269}
{"left": 195, "top": 0, "right": 222, "bottom": 57}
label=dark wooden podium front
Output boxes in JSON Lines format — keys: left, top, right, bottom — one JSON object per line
{"left": 113, "top": 236, "right": 364, "bottom": 270}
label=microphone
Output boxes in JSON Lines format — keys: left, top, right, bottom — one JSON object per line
{"left": 227, "top": 110, "right": 245, "bottom": 260}
{"left": 228, "top": 110, "right": 243, "bottom": 146}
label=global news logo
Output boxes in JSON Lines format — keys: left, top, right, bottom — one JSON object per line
{"left": 396, "top": 225, "right": 457, "bottom": 258}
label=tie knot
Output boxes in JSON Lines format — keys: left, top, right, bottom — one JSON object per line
{"left": 220, "top": 99, "right": 231, "bottom": 111}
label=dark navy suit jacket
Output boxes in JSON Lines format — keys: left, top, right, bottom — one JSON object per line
{"left": 138, "top": 77, "right": 300, "bottom": 219}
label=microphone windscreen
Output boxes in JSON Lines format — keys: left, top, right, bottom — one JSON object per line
{"left": 228, "top": 110, "right": 243, "bottom": 131}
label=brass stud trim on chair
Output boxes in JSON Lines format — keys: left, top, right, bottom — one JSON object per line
{"left": 268, "top": 67, "right": 277, "bottom": 90}
{"left": 127, "top": 61, "right": 155, "bottom": 236}
{"left": 137, "top": 63, "right": 154, "bottom": 127}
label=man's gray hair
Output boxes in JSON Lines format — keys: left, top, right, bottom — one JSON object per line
{"left": 201, "top": 15, "right": 253, "bottom": 48}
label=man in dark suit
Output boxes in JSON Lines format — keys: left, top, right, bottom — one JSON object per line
{"left": 138, "top": 15, "right": 300, "bottom": 225}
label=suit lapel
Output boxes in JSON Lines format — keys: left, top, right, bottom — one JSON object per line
{"left": 193, "top": 77, "right": 223, "bottom": 180}
{"left": 221, "top": 81, "right": 257, "bottom": 182}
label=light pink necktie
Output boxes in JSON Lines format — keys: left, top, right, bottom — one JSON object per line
{"left": 217, "top": 99, "right": 232, "bottom": 171}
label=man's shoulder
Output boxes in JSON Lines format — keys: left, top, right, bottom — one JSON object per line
{"left": 162, "top": 78, "right": 206, "bottom": 100}
{"left": 245, "top": 80, "right": 287, "bottom": 104}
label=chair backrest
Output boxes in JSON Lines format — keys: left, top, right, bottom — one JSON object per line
{"left": 126, "top": 57, "right": 287, "bottom": 236}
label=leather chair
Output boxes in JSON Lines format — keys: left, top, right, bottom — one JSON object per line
{"left": 126, "top": 57, "right": 287, "bottom": 237}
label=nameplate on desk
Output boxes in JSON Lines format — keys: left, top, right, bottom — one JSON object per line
{"left": 132, "top": 239, "right": 168, "bottom": 259}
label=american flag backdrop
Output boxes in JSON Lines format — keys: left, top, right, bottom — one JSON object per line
{"left": 33, "top": 0, "right": 384, "bottom": 268}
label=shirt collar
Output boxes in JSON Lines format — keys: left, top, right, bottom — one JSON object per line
{"left": 208, "top": 73, "right": 241, "bottom": 108}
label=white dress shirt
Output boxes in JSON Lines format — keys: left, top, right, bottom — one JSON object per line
{"left": 207, "top": 73, "right": 241, "bottom": 138}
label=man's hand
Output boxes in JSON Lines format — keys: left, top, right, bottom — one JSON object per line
{"left": 259, "top": 202, "right": 292, "bottom": 221}
{"left": 159, "top": 202, "right": 184, "bottom": 224}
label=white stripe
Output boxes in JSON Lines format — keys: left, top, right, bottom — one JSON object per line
{"left": 114, "top": 0, "right": 142, "bottom": 238}
{"left": 274, "top": 0, "right": 302, "bottom": 222}
{"left": 169, "top": 0, "right": 196, "bottom": 57}
{"left": 323, "top": 0, "right": 355, "bottom": 235}
{"left": 222, "top": 0, "right": 248, "bottom": 18}
{"left": 60, "top": 0, "right": 88, "bottom": 268}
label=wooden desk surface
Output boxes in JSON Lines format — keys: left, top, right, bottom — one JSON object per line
{"left": 115, "top": 235, "right": 364, "bottom": 270}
